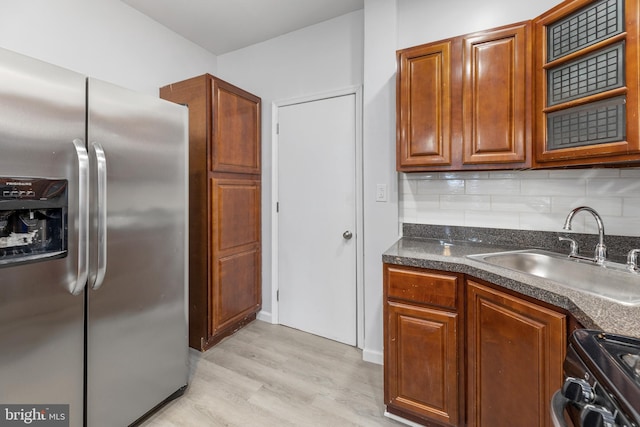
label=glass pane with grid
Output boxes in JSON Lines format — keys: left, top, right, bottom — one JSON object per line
{"left": 547, "top": 0, "right": 623, "bottom": 62}
{"left": 548, "top": 42, "right": 624, "bottom": 105}
{"left": 547, "top": 96, "right": 626, "bottom": 150}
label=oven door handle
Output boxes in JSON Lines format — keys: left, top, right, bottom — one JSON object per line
{"left": 551, "top": 390, "right": 571, "bottom": 427}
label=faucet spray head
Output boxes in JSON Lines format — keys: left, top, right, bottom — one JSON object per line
{"left": 562, "top": 216, "right": 573, "bottom": 231}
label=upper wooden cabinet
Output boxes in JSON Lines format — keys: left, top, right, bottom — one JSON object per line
{"left": 397, "top": 22, "right": 532, "bottom": 172}
{"left": 534, "top": 0, "right": 640, "bottom": 166}
{"left": 399, "top": 0, "right": 640, "bottom": 170}
{"left": 211, "top": 79, "right": 261, "bottom": 174}
{"left": 160, "top": 74, "right": 262, "bottom": 351}
{"left": 397, "top": 40, "right": 453, "bottom": 169}
{"left": 462, "top": 23, "right": 531, "bottom": 166}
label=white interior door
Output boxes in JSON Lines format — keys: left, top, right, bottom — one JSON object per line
{"left": 277, "top": 93, "right": 357, "bottom": 345}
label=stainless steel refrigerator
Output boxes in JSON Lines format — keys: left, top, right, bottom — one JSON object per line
{"left": 0, "top": 47, "right": 189, "bottom": 426}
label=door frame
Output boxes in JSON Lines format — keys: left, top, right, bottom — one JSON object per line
{"left": 271, "top": 86, "right": 364, "bottom": 348}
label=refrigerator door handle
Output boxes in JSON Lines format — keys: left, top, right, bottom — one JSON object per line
{"left": 91, "top": 142, "right": 107, "bottom": 290}
{"left": 71, "top": 139, "right": 89, "bottom": 295}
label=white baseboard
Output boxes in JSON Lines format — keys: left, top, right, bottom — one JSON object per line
{"left": 384, "top": 411, "right": 425, "bottom": 427}
{"left": 256, "top": 310, "right": 273, "bottom": 323}
{"left": 362, "top": 348, "right": 383, "bottom": 365}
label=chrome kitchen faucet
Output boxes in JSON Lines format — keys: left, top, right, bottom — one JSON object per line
{"left": 562, "top": 206, "right": 607, "bottom": 264}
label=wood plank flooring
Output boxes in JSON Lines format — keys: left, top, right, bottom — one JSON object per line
{"left": 141, "top": 320, "right": 403, "bottom": 427}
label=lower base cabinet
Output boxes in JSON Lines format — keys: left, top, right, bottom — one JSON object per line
{"left": 383, "top": 264, "right": 567, "bottom": 427}
{"left": 384, "top": 265, "right": 463, "bottom": 426}
{"left": 466, "top": 280, "right": 566, "bottom": 427}
{"left": 386, "top": 301, "right": 460, "bottom": 426}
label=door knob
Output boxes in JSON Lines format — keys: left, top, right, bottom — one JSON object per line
{"left": 343, "top": 230, "right": 353, "bottom": 240}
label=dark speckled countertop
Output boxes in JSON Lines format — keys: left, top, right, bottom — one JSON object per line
{"left": 383, "top": 224, "right": 640, "bottom": 339}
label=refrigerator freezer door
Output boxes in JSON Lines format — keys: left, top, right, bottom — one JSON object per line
{"left": 85, "top": 78, "right": 189, "bottom": 426}
{"left": 0, "top": 48, "right": 86, "bottom": 427}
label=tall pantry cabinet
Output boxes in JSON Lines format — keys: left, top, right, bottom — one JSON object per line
{"left": 160, "top": 74, "right": 261, "bottom": 351}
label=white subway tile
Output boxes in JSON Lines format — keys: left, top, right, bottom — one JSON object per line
{"left": 623, "top": 198, "right": 640, "bottom": 217}
{"left": 466, "top": 179, "right": 520, "bottom": 195}
{"left": 398, "top": 173, "right": 640, "bottom": 239}
{"left": 440, "top": 195, "right": 491, "bottom": 211}
{"left": 491, "top": 196, "right": 551, "bottom": 213}
{"left": 399, "top": 197, "right": 416, "bottom": 210}
{"left": 489, "top": 170, "right": 550, "bottom": 179}
{"left": 413, "top": 209, "right": 466, "bottom": 226}
{"left": 597, "top": 216, "right": 640, "bottom": 237}
{"left": 587, "top": 179, "right": 640, "bottom": 196}
{"left": 551, "top": 197, "right": 623, "bottom": 216}
{"left": 464, "top": 211, "right": 520, "bottom": 229}
{"left": 521, "top": 179, "right": 586, "bottom": 196}
{"left": 415, "top": 195, "right": 441, "bottom": 210}
{"left": 548, "top": 169, "right": 620, "bottom": 179}
{"left": 439, "top": 171, "right": 489, "bottom": 180}
{"left": 519, "top": 212, "right": 571, "bottom": 233}
{"left": 417, "top": 179, "right": 465, "bottom": 195}
{"left": 402, "top": 172, "right": 440, "bottom": 180}
{"left": 620, "top": 168, "right": 640, "bottom": 178}
{"left": 399, "top": 178, "right": 417, "bottom": 195}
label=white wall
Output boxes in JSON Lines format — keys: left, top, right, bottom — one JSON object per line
{"left": 396, "top": 0, "right": 640, "bottom": 240}
{"left": 397, "top": 0, "right": 560, "bottom": 49}
{"left": 216, "top": 11, "right": 365, "bottom": 323}
{"left": 361, "top": 0, "right": 399, "bottom": 363}
{"left": 0, "top": 0, "right": 217, "bottom": 95}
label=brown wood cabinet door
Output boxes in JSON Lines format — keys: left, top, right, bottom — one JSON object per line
{"left": 210, "top": 178, "right": 261, "bottom": 334}
{"left": 211, "top": 78, "right": 261, "bottom": 174}
{"left": 213, "top": 248, "right": 261, "bottom": 333}
{"left": 466, "top": 280, "right": 565, "bottom": 427}
{"left": 462, "top": 22, "right": 531, "bottom": 166}
{"left": 397, "top": 41, "right": 453, "bottom": 170}
{"left": 534, "top": 0, "right": 640, "bottom": 166}
{"left": 386, "top": 301, "right": 459, "bottom": 426}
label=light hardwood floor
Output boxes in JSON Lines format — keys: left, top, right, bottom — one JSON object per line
{"left": 141, "top": 320, "right": 403, "bottom": 427}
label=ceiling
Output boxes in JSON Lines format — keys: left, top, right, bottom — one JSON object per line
{"left": 122, "top": 0, "right": 365, "bottom": 56}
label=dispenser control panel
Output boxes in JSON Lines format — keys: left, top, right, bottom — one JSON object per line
{"left": 0, "top": 177, "right": 68, "bottom": 267}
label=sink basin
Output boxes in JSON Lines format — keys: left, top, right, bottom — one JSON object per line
{"left": 467, "top": 249, "right": 640, "bottom": 306}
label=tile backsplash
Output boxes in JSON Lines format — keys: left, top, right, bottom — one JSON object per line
{"left": 399, "top": 168, "right": 640, "bottom": 237}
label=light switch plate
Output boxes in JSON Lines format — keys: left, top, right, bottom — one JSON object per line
{"left": 376, "top": 184, "right": 387, "bottom": 202}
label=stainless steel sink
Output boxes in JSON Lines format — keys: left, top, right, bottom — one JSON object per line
{"left": 467, "top": 249, "right": 640, "bottom": 306}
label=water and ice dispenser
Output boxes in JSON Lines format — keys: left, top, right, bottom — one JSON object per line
{"left": 0, "top": 177, "right": 67, "bottom": 266}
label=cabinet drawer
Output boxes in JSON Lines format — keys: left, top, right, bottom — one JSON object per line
{"left": 385, "top": 265, "right": 458, "bottom": 309}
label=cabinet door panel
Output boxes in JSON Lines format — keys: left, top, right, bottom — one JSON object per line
{"left": 467, "top": 281, "right": 565, "bottom": 427}
{"left": 386, "top": 301, "right": 459, "bottom": 426}
{"left": 397, "top": 41, "right": 452, "bottom": 169}
{"left": 463, "top": 23, "right": 530, "bottom": 164}
{"left": 210, "top": 177, "right": 261, "bottom": 336}
{"left": 211, "top": 178, "right": 261, "bottom": 252}
{"left": 211, "top": 79, "right": 261, "bottom": 174}
{"left": 212, "top": 249, "right": 261, "bottom": 334}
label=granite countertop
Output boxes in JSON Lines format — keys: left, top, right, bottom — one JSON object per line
{"left": 383, "top": 232, "right": 640, "bottom": 339}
